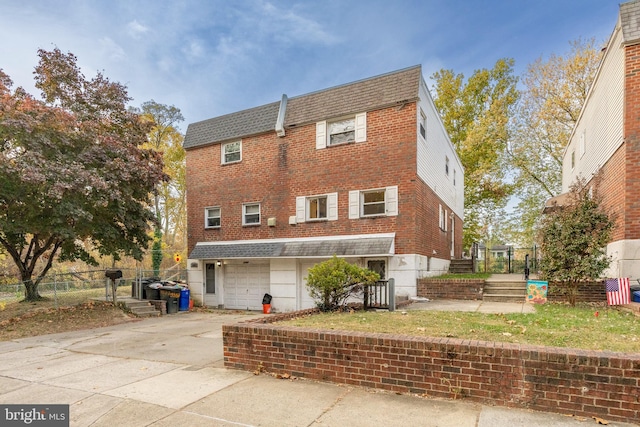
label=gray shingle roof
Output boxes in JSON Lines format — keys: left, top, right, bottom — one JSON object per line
{"left": 183, "top": 102, "right": 280, "bottom": 149}
{"left": 621, "top": 0, "right": 640, "bottom": 44}
{"left": 189, "top": 242, "right": 284, "bottom": 259}
{"left": 183, "top": 65, "right": 423, "bottom": 150}
{"left": 189, "top": 236, "right": 394, "bottom": 259}
{"left": 285, "top": 65, "right": 421, "bottom": 127}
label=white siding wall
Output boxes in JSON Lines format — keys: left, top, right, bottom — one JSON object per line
{"left": 416, "top": 77, "right": 464, "bottom": 218}
{"left": 563, "top": 25, "right": 625, "bottom": 191}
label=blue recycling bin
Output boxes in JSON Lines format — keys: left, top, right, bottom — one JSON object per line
{"left": 179, "top": 288, "right": 190, "bottom": 311}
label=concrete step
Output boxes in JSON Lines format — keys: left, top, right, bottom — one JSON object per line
{"left": 119, "top": 298, "right": 162, "bottom": 317}
{"left": 448, "top": 259, "right": 474, "bottom": 274}
{"left": 126, "top": 301, "right": 153, "bottom": 308}
{"left": 130, "top": 307, "right": 161, "bottom": 317}
{"left": 483, "top": 280, "right": 526, "bottom": 303}
{"left": 483, "top": 294, "right": 527, "bottom": 303}
{"left": 484, "top": 286, "right": 527, "bottom": 297}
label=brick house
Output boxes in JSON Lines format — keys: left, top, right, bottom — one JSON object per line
{"left": 555, "top": 0, "right": 640, "bottom": 278}
{"left": 183, "top": 65, "right": 463, "bottom": 311}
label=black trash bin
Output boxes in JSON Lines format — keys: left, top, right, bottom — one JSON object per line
{"left": 262, "top": 293, "right": 272, "bottom": 314}
{"left": 144, "top": 285, "right": 160, "bottom": 300}
{"left": 160, "top": 286, "right": 181, "bottom": 314}
{"left": 166, "top": 297, "right": 179, "bottom": 314}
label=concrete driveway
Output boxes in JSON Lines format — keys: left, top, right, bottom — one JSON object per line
{"left": 0, "top": 309, "right": 634, "bottom": 426}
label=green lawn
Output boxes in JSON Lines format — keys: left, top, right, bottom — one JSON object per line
{"left": 278, "top": 303, "right": 640, "bottom": 353}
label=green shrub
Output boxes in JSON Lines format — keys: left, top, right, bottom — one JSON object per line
{"left": 306, "top": 256, "right": 380, "bottom": 311}
{"left": 539, "top": 176, "right": 614, "bottom": 306}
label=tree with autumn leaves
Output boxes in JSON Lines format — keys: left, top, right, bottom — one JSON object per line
{"left": 431, "top": 39, "right": 602, "bottom": 250}
{"left": 431, "top": 58, "right": 519, "bottom": 249}
{"left": 135, "top": 100, "right": 186, "bottom": 275}
{"left": 509, "top": 38, "right": 601, "bottom": 246}
{"left": 0, "top": 48, "right": 167, "bottom": 301}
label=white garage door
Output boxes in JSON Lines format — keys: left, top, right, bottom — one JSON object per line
{"left": 300, "top": 260, "right": 322, "bottom": 310}
{"left": 224, "top": 263, "right": 270, "bottom": 310}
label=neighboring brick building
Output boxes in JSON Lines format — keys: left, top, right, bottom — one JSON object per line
{"left": 183, "top": 66, "right": 463, "bottom": 311}
{"left": 557, "top": 0, "right": 640, "bottom": 278}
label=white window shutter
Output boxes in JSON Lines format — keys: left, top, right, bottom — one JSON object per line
{"left": 316, "top": 121, "right": 327, "bottom": 149}
{"left": 385, "top": 186, "right": 398, "bottom": 216}
{"left": 355, "top": 112, "right": 367, "bottom": 142}
{"left": 328, "top": 193, "right": 338, "bottom": 220}
{"left": 349, "top": 190, "right": 360, "bottom": 219}
{"left": 296, "top": 196, "right": 306, "bottom": 223}
{"left": 444, "top": 209, "right": 448, "bottom": 231}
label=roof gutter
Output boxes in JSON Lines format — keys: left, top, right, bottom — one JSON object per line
{"left": 275, "top": 94, "right": 287, "bottom": 137}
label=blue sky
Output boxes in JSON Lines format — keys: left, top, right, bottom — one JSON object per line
{"left": 0, "top": 0, "right": 621, "bottom": 131}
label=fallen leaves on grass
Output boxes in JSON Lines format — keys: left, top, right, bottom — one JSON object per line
{"left": 0, "top": 300, "right": 135, "bottom": 341}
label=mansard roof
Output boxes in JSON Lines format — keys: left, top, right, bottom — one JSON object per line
{"left": 183, "top": 65, "right": 422, "bottom": 150}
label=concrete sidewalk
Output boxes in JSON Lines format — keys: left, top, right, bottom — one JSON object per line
{"left": 0, "top": 310, "right": 633, "bottom": 427}
{"left": 407, "top": 298, "right": 536, "bottom": 313}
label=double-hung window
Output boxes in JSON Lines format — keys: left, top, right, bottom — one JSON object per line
{"left": 328, "top": 118, "right": 355, "bottom": 145}
{"left": 420, "top": 109, "right": 426, "bottom": 139}
{"left": 295, "top": 193, "right": 338, "bottom": 223}
{"left": 308, "top": 196, "right": 327, "bottom": 219}
{"left": 438, "top": 204, "right": 448, "bottom": 231}
{"left": 222, "top": 141, "right": 241, "bottom": 164}
{"left": 316, "top": 113, "right": 366, "bottom": 149}
{"left": 348, "top": 186, "right": 398, "bottom": 219}
{"left": 205, "top": 207, "right": 221, "bottom": 228}
{"left": 243, "top": 203, "right": 260, "bottom": 225}
{"left": 362, "top": 190, "right": 386, "bottom": 216}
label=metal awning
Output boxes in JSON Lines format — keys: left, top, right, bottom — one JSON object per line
{"left": 189, "top": 235, "right": 395, "bottom": 260}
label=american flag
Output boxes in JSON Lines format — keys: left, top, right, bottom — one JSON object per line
{"left": 605, "top": 278, "right": 631, "bottom": 305}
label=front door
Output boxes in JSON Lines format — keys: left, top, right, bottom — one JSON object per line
{"left": 205, "top": 263, "right": 216, "bottom": 294}
{"left": 367, "top": 260, "right": 386, "bottom": 279}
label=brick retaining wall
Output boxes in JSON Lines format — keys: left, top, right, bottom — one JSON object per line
{"left": 223, "top": 313, "right": 640, "bottom": 424}
{"left": 417, "top": 278, "right": 607, "bottom": 303}
{"left": 417, "top": 278, "right": 484, "bottom": 300}
{"left": 547, "top": 281, "right": 607, "bottom": 303}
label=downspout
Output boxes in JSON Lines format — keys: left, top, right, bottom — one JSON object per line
{"left": 275, "top": 94, "right": 287, "bottom": 137}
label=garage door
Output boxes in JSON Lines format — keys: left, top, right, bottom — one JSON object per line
{"left": 224, "top": 263, "right": 270, "bottom": 310}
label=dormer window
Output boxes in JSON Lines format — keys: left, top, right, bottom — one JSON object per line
{"left": 222, "top": 141, "right": 241, "bottom": 164}
{"left": 328, "top": 118, "right": 355, "bottom": 145}
{"left": 316, "top": 113, "right": 367, "bottom": 149}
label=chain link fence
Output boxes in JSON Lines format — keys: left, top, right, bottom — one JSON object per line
{"left": 0, "top": 267, "right": 188, "bottom": 309}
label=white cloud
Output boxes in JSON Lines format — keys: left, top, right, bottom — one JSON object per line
{"left": 127, "top": 20, "right": 149, "bottom": 39}
{"left": 99, "top": 37, "right": 127, "bottom": 61}
{"left": 259, "top": 1, "right": 339, "bottom": 45}
{"left": 182, "top": 39, "right": 205, "bottom": 61}
{"left": 216, "top": 36, "right": 254, "bottom": 61}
